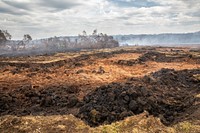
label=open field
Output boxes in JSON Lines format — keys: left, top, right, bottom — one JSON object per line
{"left": 0, "top": 46, "right": 200, "bottom": 132}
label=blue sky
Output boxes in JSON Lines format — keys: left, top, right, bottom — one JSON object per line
{"left": 0, "top": 0, "right": 200, "bottom": 39}
{"left": 109, "top": 0, "right": 159, "bottom": 8}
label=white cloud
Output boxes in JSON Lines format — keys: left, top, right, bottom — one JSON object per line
{"left": 0, "top": 0, "right": 199, "bottom": 39}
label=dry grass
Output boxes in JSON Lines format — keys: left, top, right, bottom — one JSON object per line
{"left": 1, "top": 112, "right": 199, "bottom": 133}
{"left": 0, "top": 46, "right": 200, "bottom": 132}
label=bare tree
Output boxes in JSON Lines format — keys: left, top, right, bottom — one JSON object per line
{"left": 15, "top": 34, "right": 33, "bottom": 50}
{"left": 82, "top": 30, "right": 87, "bottom": 36}
{"left": 77, "top": 30, "right": 119, "bottom": 49}
{"left": 0, "top": 30, "right": 11, "bottom": 41}
{"left": 23, "top": 34, "right": 32, "bottom": 42}
{"left": 0, "top": 30, "right": 12, "bottom": 48}
{"left": 92, "top": 29, "right": 97, "bottom": 36}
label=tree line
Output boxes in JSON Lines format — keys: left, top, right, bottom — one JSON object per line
{"left": 0, "top": 29, "right": 119, "bottom": 51}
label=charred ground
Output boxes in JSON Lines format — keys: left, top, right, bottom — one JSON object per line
{"left": 0, "top": 46, "right": 200, "bottom": 132}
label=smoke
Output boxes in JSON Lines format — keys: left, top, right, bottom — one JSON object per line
{"left": 114, "top": 31, "right": 200, "bottom": 47}
{"left": 1, "top": 31, "right": 199, "bottom": 57}
{"left": 0, "top": 33, "right": 119, "bottom": 57}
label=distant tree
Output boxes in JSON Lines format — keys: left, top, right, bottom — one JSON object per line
{"left": 15, "top": 34, "right": 32, "bottom": 50}
{"left": 0, "top": 31, "right": 6, "bottom": 41}
{"left": 77, "top": 29, "right": 119, "bottom": 49}
{"left": 0, "top": 30, "right": 11, "bottom": 45}
{"left": 79, "top": 30, "right": 87, "bottom": 41}
{"left": 92, "top": 29, "right": 97, "bottom": 36}
{"left": 23, "top": 34, "right": 32, "bottom": 42}
{"left": 82, "top": 30, "right": 87, "bottom": 36}
{"left": 0, "top": 30, "right": 11, "bottom": 41}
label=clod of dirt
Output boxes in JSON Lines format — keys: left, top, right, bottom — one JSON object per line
{"left": 11, "top": 68, "right": 22, "bottom": 74}
{"left": 92, "top": 66, "right": 105, "bottom": 74}
{"left": 67, "top": 95, "right": 79, "bottom": 108}
{"left": 96, "top": 66, "right": 105, "bottom": 74}
{"left": 26, "top": 72, "right": 37, "bottom": 77}
{"left": 116, "top": 60, "right": 136, "bottom": 66}
{"left": 76, "top": 69, "right": 84, "bottom": 74}
{"left": 65, "top": 86, "right": 80, "bottom": 94}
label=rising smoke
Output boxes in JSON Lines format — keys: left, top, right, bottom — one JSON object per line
{"left": 0, "top": 30, "right": 119, "bottom": 57}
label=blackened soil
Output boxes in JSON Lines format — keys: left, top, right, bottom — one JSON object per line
{"left": 0, "top": 49, "right": 139, "bottom": 68}
{"left": 0, "top": 85, "right": 80, "bottom": 116}
{"left": 77, "top": 68, "right": 200, "bottom": 126}
{"left": 0, "top": 69, "right": 199, "bottom": 127}
{"left": 116, "top": 51, "right": 200, "bottom": 66}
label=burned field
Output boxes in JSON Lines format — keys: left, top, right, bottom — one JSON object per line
{"left": 0, "top": 46, "right": 200, "bottom": 132}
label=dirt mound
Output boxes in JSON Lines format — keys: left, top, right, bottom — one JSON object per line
{"left": 0, "top": 85, "right": 80, "bottom": 116}
{"left": 139, "top": 51, "right": 200, "bottom": 63}
{"left": 115, "top": 59, "right": 137, "bottom": 66}
{"left": 116, "top": 51, "right": 200, "bottom": 66}
{"left": 0, "top": 49, "right": 138, "bottom": 68}
{"left": 1, "top": 69, "right": 199, "bottom": 127}
{"left": 0, "top": 55, "right": 86, "bottom": 68}
{"left": 150, "top": 68, "right": 200, "bottom": 87}
{"left": 77, "top": 69, "right": 200, "bottom": 127}
{"left": 138, "top": 51, "right": 167, "bottom": 62}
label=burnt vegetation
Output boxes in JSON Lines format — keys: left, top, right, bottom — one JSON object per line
{"left": 0, "top": 29, "right": 200, "bottom": 130}
{"left": 0, "top": 68, "right": 199, "bottom": 127}
{"left": 0, "top": 47, "right": 200, "bottom": 128}
{"left": 0, "top": 30, "right": 11, "bottom": 45}
{"left": 116, "top": 51, "right": 200, "bottom": 66}
{"left": 0, "top": 29, "right": 119, "bottom": 56}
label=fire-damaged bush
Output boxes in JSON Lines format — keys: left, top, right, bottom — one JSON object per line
{"left": 77, "top": 29, "right": 119, "bottom": 49}
{"left": 0, "top": 30, "right": 11, "bottom": 46}
{"left": 0, "top": 29, "right": 119, "bottom": 56}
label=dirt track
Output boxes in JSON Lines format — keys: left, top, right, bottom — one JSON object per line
{"left": 0, "top": 46, "right": 200, "bottom": 132}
